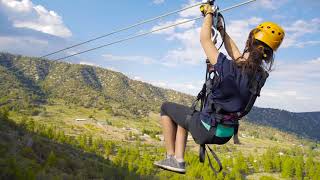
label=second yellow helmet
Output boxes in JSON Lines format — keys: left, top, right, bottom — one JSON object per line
{"left": 253, "top": 22, "right": 285, "bottom": 51}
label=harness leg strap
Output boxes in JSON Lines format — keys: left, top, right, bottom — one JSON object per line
{"left": 199, "top": 145, "right": 205, "bottom": 163}
{"left": 199, "top": 144, "right": 223, "bottom": 174}
{"left": 206, "top": 145, "right": 223, "bottom": 173}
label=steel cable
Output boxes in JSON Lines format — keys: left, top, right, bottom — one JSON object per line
{"left": 1, "top": 0, "right": 257, "bottom": 74}
{"left": 40, "top": 2, "right": 204, "bottom": 58}
{"left": 55, "top": 0, "right": 257, "bottom": 61}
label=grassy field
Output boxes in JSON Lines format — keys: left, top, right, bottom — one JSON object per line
{"left": 12, "top": 103, "right": 317, "bottom": 155}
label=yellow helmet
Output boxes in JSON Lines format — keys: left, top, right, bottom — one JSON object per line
{"left": 254, "top": 22, "right": 285, "bottom": 51}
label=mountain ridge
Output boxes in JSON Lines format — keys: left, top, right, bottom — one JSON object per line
{"left": 0, "top": 52, "right": 319, "bottom": 140}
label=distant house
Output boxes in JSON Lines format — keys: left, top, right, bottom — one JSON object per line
{"left": 75, "top": 118, "right": 87, "bottom": 121}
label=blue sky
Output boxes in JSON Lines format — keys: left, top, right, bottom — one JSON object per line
{"left": 0, "top": 0, "right": 319, "bottom": 112}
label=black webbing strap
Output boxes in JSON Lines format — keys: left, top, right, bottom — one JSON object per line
{"left": 190, "top": 83, "right": 206, "bottom": 111}
{"left": 240, "top": 70, "right": 269, "bottom": 118}
{"left": 200, "top": 144, "right": 223, "bottom": 174}
{"left": 186, "top": 83, "right": 207, "bottom": 122}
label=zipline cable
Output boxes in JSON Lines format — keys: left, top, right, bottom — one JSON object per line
{"left": 55, "top": 17, "right": 201, "bottom": 61}
{"left": 40, "top": 2, "right": 204, "bottom": 58}
{"left": 1, "top": 0, "right": 257, "bottom": 74}
{"left": 2, "top": 2, "right": 201, "bottom": 72}
{"left": 54, "top": 0, "right": 257, "bottom": 61}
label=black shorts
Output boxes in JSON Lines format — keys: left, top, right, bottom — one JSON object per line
{"left": 160, "top": 102, "right": 232, "bottom": 145}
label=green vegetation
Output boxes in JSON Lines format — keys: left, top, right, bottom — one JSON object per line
{"left": 1, "top": 53, "right": 320, "bottom": 179}
{"left": 1, "top": 107, "right": 320, "bottom": 179}
{"left": 0, "top": 53, "right": 193, "bottom": 119}
{"left": 248, "top": 107, "right": 320, "bottom": 140}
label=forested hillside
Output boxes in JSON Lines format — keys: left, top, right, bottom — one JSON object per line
{"left": 1, "top": 52, "right": 319, "bottom": 140}
{"left": 0, "top": 52, "right": 193, "bottom": 117}
{"left": 248, "top": 107, "right": 320, "bottom": 140}
{"left": 0, "top": 52, "right": 320, "bottom": 179}
{"left": 1, "top": 104, "right": 320, "bottom": 179}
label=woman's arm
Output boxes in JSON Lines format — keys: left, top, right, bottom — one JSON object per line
{"left": 218, "top": 24, "right": 242, "bottom": 61}
{"left": 200, "top": 14, "right": 219, "bottom": 65}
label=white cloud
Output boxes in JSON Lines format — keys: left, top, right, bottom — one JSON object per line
{"left": 152, "top": 81, "right": 168, "bottom": 88}
{"left": 106, "top": 66, "right": 119, "bottom": 72}
{"left": 0, "top": 36, "right": 49, "bottom": 56}
{"left": 133, "top": 76, "right": 142, "bottom": 80}
{"left": 156, "top": 17, "right": 263, "bottom": 67}
{"left": 256, "top": 57, "right": 320, "bottom": 112}
{"left": 226, "top": 17, "right": 263, "bottom": 51}
{"left": 160, "top": 27, "right": 205, "bottom": 66}
{"left": 153, "top": 0, "right": 165, "bottom": 5}
{"left": 79, "top": 61, "right": 100, "bottom": 67}
{"left": 256, "top": 0, "right": 288, "bottom": 10}
{"left": 271, "top": 57, "right": 320, "bottom": 81}
{"left": 151, "top": 18, "right": 196, "bottom": 35}
{"left": 0, "top": 36, "right": 48, "bottom": 46}
{"left": 295, "top": 41, "right": 320, "bottom": 48}
{"left": 1, "top": 0, "right": 32, "bottom": 12}
{"left": 0, "top": 0, "right": 72, "bottom": 38}
{"left": 148, "top": 80, "right": 202, "bottom": 94}
{"left": 282, "top": 18, "right": 320, "bottom": 48}
{"left": 150, "top": 0, "right": 266, "bottom": 67}
{"left": 103, "top": 54, "right": 157, "bottom": 65}
{"left": 179, "top": 0, "right": 201, "bottom": 18}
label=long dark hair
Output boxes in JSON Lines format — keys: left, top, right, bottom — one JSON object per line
{"left": 236, "top": 28, "right": 274, "bottom": 75}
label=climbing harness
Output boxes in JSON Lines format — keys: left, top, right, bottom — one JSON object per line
{"left": 189, "top": 56, "right": 269, "bottom": 173}
{"left": 187, "top": 0, "right": 270, "bottom": 174}
{"left": 195, "top": 67, "right": 268, "bottom": 173}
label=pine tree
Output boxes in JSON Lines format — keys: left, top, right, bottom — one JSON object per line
{"left": 312, "top": 163, "right": 320, "bottom": 180}
{"left": 294, "top": 156, "right": 304, "bottom": 179}
{"left": 0, "top": 107, "right": 9, "bottom": 121}
{"left": 45, "top": 151, "right": 57, "bottom": 168}
{"left": 104, "top": 142, "right": 114, "bottom": 158}
{"left": 88, "top": 134, "right": 93, "bottom": 147}
{"left": 27, "top": 119, "right": 35, "bottom": 132}
{"left": 305, "top": 155, "right": 315, "bottom": 178}
{"left": 273, "top": 155, "right": 281, "bottom": 172}
{"left": 262, "top": 149, "right": 276, "bottom": 173}
{"left": 46, "top": 126, "right": 54, "bottom": 139}
{"left": 78, "top": 134, "right": 88, "bottom": 149}
{"left": 281, "top": 157, "right": 294, "bottom": 178}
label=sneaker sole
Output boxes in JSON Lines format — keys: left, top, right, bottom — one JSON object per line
{"left": 154, "top": 162, "right": 186, "bottom": 174}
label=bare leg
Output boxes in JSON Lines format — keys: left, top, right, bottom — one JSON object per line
{"left": 161, "top": 115, "right": 177, "bottom": 156}
{"left": 175, "top": 125, "right": 188, "bottom": 161}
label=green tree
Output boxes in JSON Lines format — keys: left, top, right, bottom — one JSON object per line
{"left": 234, "top": 152, "right": 248, "bottom": 174}
{"left": 305, "top": 155, "right": 315, "bottom": 178}
{"left": 0, "top": 107, "right": 9, "bottom": 121}
{"left": 27, "top": 119, "right": 35, "bottom": 132}
{"left": 273, "top": 155, "right": 281, "bottom": 172}
{"left": 294, "top": 156, "right": 304, "bottom": 179}
{"left": 45, "top": 151, "right": 57, "bottom": 168}
{"left": 281, "top": 157, "right": 294, "bottom": 178}
{"left": 77, "top": 134, "right": 87, "bottom": 148}
{"left": 104, "top": 141, "right": 114, "bottom": 158}
{"left": 312, "top": 163, "right": 320, "bottom": 180}
{"left": 46, "top": 126, "right": 54, "bottom": 139}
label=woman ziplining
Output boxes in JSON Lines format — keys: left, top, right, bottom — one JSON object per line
{"left": 154, "top": 2, "right": 285, "bottom": 174}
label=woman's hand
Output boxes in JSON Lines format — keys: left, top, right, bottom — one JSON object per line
{"left": 200, "top": 4, "right": 214, "bottom": 17}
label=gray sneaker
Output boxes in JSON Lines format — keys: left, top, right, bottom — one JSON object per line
{"left": 154, "top": 156, "right": 186, "bottom": 173}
